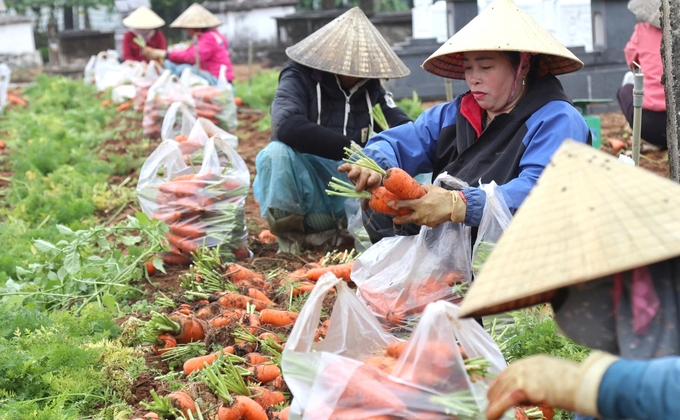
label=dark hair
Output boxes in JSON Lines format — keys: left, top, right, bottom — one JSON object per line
{"left": 502, "top": 51, "right": 542, "bottom": 88}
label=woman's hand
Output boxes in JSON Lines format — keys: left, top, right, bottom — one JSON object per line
{"left": 143, "top": 47, "right": 167, "bottom": 61}
{"left": 390, "top": 184, "right": 466, "bottom": 227}
{"left": 338, "top": 163, "right": 383, "bottom": 192}
{"left": 486, "top": 352, "right": 617, "bottom": 420}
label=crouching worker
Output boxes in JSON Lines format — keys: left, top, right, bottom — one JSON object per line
{"left": 458, "top": 140, "right": 680, "bottom": 420}
{"left": 253, "top": 7, "right": 412, "bottom": 253}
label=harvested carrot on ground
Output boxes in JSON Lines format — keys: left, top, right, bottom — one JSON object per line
{"left": 247, "top": 288, "right": 274, "bottom": 306}
{"left": 260, "top": 309, "right": 298, "bottom": 327}
{"left": 117, "top": 101, "right": 132, "bottom": 112}
{"left": 167, "top": 391, "right": 196, "bottom": 418}
{"left": 257, "top": 229, "right": 278, "bottom": 244}
{"left": 7, "top": 93, "right": 27, "bottom": 106}
{"left": 250, "top": 386, "right": 286, "bottom": 409}
{"left": 182, "top": 347, "right": 238, "bottom": 376}
{"left": 167, "top": 312, "right": 205, "bottom": 344}
{"left": 225, "top": 263, "right": 264, "bottom": 282}
{"left": 217, "top": 292, "right": 269, "bottom": 311}
{"left": 248, "top": 363, "right": 281, "bottom": 383}
{"left": 244, "top": 352, "right": 270, "bottom": 365}
{"left": 152, "top": 334, "right": 177, "bottom": 355}
{"left": 305, "top": 261, "right": 354, "bottom": 282}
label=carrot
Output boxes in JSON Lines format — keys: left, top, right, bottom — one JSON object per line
{"left": 250, "top": 386, "right": 285, "bottom": 409}
{"left": 363, "top": 355, "right": 398, "bottom": 375}
{"left": 169, "top": 221, "right": 205, "bottom": 239}
{"left": 0, "top": 140, "right": 5, "bottom": 150}
{"left": 117, "top": 101, "right": 133, "bottom": 112}
{"left": 196, "top": 303, "right": 222, "bottom": 320}
{"left": 292, "top": 281, "right": 316, "bottom": 296}
{"left": 165, "top": 232, "right": 198, "bottom": 255}
{"left": 383, "top": 167, "right": 426, "bottom": 199}
{"left": 210, "top": 315, "right": 238, "bottom": 328}
{"left": 248, "top": 363, "right": 281, "bottom": 383}
{"left": 175, "top": 134, "right": 189, "bottom": 143}
{"left": 234, "top": 97, "right": 244, "bottom": 107}
{"left": 197, "top": 108, "right": 217, "bottom": 120}
{"left": 514, "top": 407, "right": 530, "bottom": 420}
{"left": 247, "top": 288, "right": 274, "bottom": 306}
{"left": 259, "top": 309, "right": 298, "bottom": 327}
{"left": 370, "top": 186, "right": 412, "bottom": 216}
{"left": 243, "top": 312, "right": 262, "bottom": 334}
{"left": 152, "top": 333, "right": 177, "bottom": 355}
{"left": 244, "top": 353, "right": 270, "bottom": 365}
{"left": 257, "top": 229, "right": 278, "bottom": 244}
{"left": 132, "top": 413, "right": 159, "bottom": 420}
{"left": 7, "top": 93, "right": 27, "bottom": 106}
{"left": 183, "top": 346, "right": 235, "bottom": 375}
{"left": 159, "top": 250, "right": 191, "bottom": 266}
{"left": 168, "top": 391, "right": 196, "bottom": 418}
{"left": 168, "top": 312, "right": 205, "bottom": 344}
{"left": 258, "top": 331, "right": 283, "bottom": 343}
{"left": 217, "top": 395, "right": 268, "bottom": 420}
{"left": 608, "top": 138, "right": 626, "bottom": 153}
{"left": 336, "top": 364, "right": 406, "bottom": 413}
{"left": 225, "top": 263, "right": 264, "bottom": 282}
{"left": 217, "top": 292, "right": 270, "bottom": 311}
{"left": 151, "top": 211, "right": 182, "bottom": 223}
{"left": 101, "top": 99, "right": 112, "bottom": 107}
{"left": 145, "top": 259, "right": 156, "bottom": 276}
{"left": 158, "top": 180, "right": 204, "bottom": 197}
{"left": 385, "top": 341, "right": 408, "bottom": 359}
{"left": 305, "top": 261, "right": 354, "bottom": 282}
{"left": 271, "top": 375, "right": 287, "bottom": 391}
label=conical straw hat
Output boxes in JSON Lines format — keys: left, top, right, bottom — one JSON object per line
{"left": 422, "top": 0, "right": 583, "bottom": 79}
{"left": 122, "top": 6, "right": 165, "bottom": 30}
{"left": 628, "top": 0, "right": 661, "bottom": 28}
{"left": 459, "top": 140, "right": 680, "bottom": 318}
{"left": 170, "top": 3, "right": 222, "bottom": 29}
{"left": 285, "top": 7, "right": 410, "bottom": 79}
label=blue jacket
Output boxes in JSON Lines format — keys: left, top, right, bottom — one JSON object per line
{"left": 363, "top": 74, "right": 591, "bottom": 225}
{"left": 598, "top": 358, "right": 680, "bottom": 419}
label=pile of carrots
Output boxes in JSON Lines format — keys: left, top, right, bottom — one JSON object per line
{"left": 150, "top": 171, "right": 249, "bottom": 265}
{"left": 191, "top": 85, "right": 238, "bottom": 131}
{"left": 134, "top": 79, "right": 154, "bottom": 112}
{"left": 143, "top": 96, "right": 194, "bottom": 138}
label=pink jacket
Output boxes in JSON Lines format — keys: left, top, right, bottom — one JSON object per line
{"left": 624, "top": 23, "right": 665, "bottom": 112}
{"left": 168, "top": 29, "right": 235, "bottom": 82}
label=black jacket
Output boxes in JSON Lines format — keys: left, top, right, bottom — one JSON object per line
{"left": 270, "top": 60, "right": 411, "bottom": 161}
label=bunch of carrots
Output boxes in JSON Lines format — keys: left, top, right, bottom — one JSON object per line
{"left": 149, "top": 171, "right": 249, "bottom": 264}
{"left": 191, "top": 86, "right": 231, "bottom": 127}
{"left": 143, "top": 94, "right": 194, "bottom": 138}
{"left": 326, "top": 144, "right": 426, "bottom": 216}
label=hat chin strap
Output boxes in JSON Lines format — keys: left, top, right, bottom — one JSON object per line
{"left": 505, "top": 52, "right": 531, "bottom": 107}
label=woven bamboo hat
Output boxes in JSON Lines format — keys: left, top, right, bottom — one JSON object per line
{"left": 459, "top": 140, "right": 680, "bottom": 318}
{"left": 628, "top": 0, "right": 661, "bottom": 28}
{"left": 170, "top": 3, "right": 222, "bottom": 29}
{"left": 122, "top": 6, "right": 165, "bottom": 30}
{"left": 422, "top": 0, "right": 583, "bottom": 80}
{"left": 285, "top": 7, "right": 410, "bottom": 79}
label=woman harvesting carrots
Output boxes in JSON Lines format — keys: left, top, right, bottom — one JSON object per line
{"left": 252, "top": 7, "right": 412, "bottom": 254}
{"left": 457, "top": 141, "right": 680, "bottom": 420}
{"left": 339, "top": 0, "right": 591, "bottom": 244}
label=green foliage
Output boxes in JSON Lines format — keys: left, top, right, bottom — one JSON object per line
{"left": 396, "top": 91, "right": 424, "bottom": 121}
{"left": 233, "top": 70, "right": 280, "bottom": 112}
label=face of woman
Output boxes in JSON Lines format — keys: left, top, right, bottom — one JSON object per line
{"left": 337, "top": 75, "right": 361, "bottom": 89}
{"left": 462, "top": 51, "right": 523, "bottom": 117}
{"left": 186, "top": 29, "right": 202, "bottom": 37}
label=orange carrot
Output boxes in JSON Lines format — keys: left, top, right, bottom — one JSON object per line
{"left": 196, "top": 303, "right": 221, "bottom": 320}
{"left": 271, "top": 375, "right": 287, "bottom": 391}
{"left": 250, "top": 386, "right": 286, "bottom": 409}
{"left": 101, "top": 99, "right": 112, "bottom": 107}
{"left": 217, "top": 292, "right": 269, "bottom": 311}
{"left": 385, "top": 341, "right": 409, "bottom": 359}
{"left": 217, "top": 395, "right": 268, "bottom": 420}
{"left": 257, "top": 229, "right": 278, "bottom": 244}
{"left": 336, "top": 364, "right": 406, "bottom": 413}
{"left": 243, "top": 312, "right": 262, "bottom": 334}
{"left": 7, "top": 93, "right": 27, "bottom": 106}
{"left": 259, "top": 309, "right": 298, "bottom": 327}
{"left": 183, "top": 347, "right": 235, "bottom": 375}
{"left": 175, "top": 134, "right": 189, "bottom": 143}
{"left": 225, "top": 263, "right": 264, "bottom": 282}
{"left": 234, "top": 97, "right": 244, "bottom": 107}
{"left": 292, "top": 281, "right": 316, "bottom": 296}
{"left": 117, "top": 101, "right": 132, "bottom": 112}
{"left": 159, "top": 250, "right": 191, "bottom": 266}
{"left": 305, "top": 261, "right": 354, "bottom": 282}
{"left": 244, "top": 353, "right": 270, "bottom": 365}
{"left": 608, "top": 138, "right": 626, "bottom": 153}
{"left": 247, "top": 288, "right": 274, "bottom": 306}
{"left": 168, "top": 391, "right": 196, "bottom": 417}
{"left": 383, "top": 167, "right": 426, "bottom": 199}
{"left": 168, "top": 312, "right": 205, "bottom": 344}
{"left": 165, "top": 232, "right": 198, "bottom": 255}
{"left": 151, "top": 211, "right": 182, "bottom": 223}
{"left": 249, "top": 363, "right": 281, "bottom": 383}
{"left": 169, "top": 221, "right": 205, "bottom": 239}
{"left": 363, "top": 355, "right": 398, "bottom": 375}
{"left": 152, "top": 334, "right": 177, "bottom": 355}
{"left": 145, "top": 259, "right": 156, "bottom": 276}
{"left": 258, "top": 332, "right": 283, "bottom": 344}
{"left": 158, "top": 179, "right": 204, "bottom": 196}
{"left": 369, "top": 186, "right": 411, "bottom": 216}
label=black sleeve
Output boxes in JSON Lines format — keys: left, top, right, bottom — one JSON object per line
{"left": 270, "top": 66, "right": 351, "bottom": 161}
{"left": 377, "top": 88, "right": 412, "bottom": 132}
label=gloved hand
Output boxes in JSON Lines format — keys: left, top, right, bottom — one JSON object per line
{"left": 391, "top": 184, "right": 467, "bottom": 227}
{"left": 143, "top": 47, "right": 167, "bottom": 61}
{"left": 338, "top": 162, "right": 383, "bottom": 210}
{"left": 485, "top": 351, "right": 619, "bottom": 420}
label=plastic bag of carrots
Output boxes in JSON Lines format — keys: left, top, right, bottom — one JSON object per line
{"left": 136, "top": 135, "right": 250, "bottom": 263}
{"left": 143, "top": 70, "right": 196, "bottom": 138}
{"left": 282, "top": 273, "right": 511, "bottom": 419}
{"left": 166, "top": 113, "right": 238, "bottom": 163}
{"left": 161, "top": 101, "right": 197, "bottom": 142}
{"left": 472, "top": 181, "right": 512, "bottom": 277}
{"left": 0, "top": 64, "right": 10, "bottom": 114}
{"left": 190, "top": 65, "right": 238, "bottom": 133}
{"left": 133, "top": 60, "right": 163, "bottom": 112}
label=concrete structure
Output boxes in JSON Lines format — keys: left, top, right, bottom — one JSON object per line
{"left": 205, "top": 0, "right": 298, "bottom": 63}
{"left": 0, "top": 14, "right": 43, "bottom": 82}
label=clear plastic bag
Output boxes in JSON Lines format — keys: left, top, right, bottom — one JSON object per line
{"left": 180, "top": 67, "right": 210, "bottom": 88}
{"left": 190, "top": 65, "right": 238, "bottom": 132}
{"left": 93, "top": 51, "right": 125, "bottom": 92}
{"left": 133, "top": 61, "right": 162, "bottom": 112}
{"left": 471, "top": 181, "right": 512, "bottom": 277}
{"left": 352, "top": 174, "right": 473, "bottom": 327}
{"left": 136, "top": 135, "right": 250, "bottom": 260}
{"left": 343, "top": 198, "right": 372, "bottom": 253}
{"left": 143, "top": 70, "right": 195, "bottom": 138}
{"left": 161, "top": 102, "right": 197, "bottom": 142}
{"left": 83, "top": 55, "right": 96, "bottom": 85}
{"left": 282, "top": 274, "right": 510, "bottom": 420}
{"left": 0, "top": 64, "right": 11, "bottom": 113}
